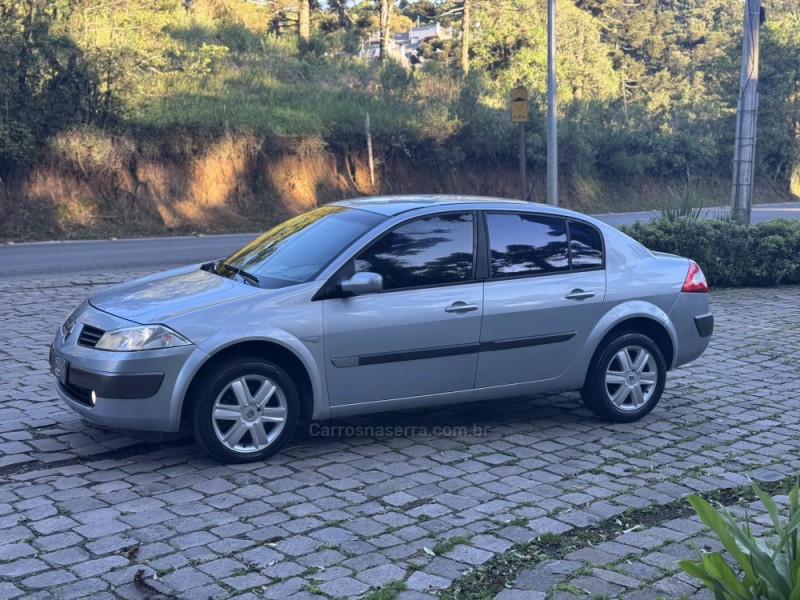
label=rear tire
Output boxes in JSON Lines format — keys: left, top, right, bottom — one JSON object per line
{"left": 192, "top": 356, "right": 298, "bottom": 463}
{"left": 581, "top": 332, "right": 666, "bottom": 422}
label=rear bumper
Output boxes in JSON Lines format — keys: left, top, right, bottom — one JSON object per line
{"left": 694, "top": 313, "right": 714, "bottom": 338}
{"left": 669, "top": 293, "right": 713, "bottom": 368}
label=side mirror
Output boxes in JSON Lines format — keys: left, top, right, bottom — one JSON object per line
{"left": 340, "top": 272, "right": 383, "bottom": 295}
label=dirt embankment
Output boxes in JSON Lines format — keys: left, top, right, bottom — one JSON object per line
{"left": 0, "top": 132, "right": 530, "bottom": 242}
{"left": 2, "top": 131, "right": 787, "bottom": 242}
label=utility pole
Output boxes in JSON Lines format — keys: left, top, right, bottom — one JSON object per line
{"left": 731, "top": 0, "right": 762, "bottom": 225}
{"left": 379, "top": 0, "right": 390, "bottom": 61}
{"left": 546, "top": 0, "right": 558, "bottom": 206}
{"left": 460, "top": 0, "right": 471, "bottom": 75}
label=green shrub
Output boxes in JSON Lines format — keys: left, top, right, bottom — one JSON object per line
{"left": 621, "top": 218, "right": 800, "bottom": 288}
{"left": 679, "top": 482, "right": 800, "bottom": 600}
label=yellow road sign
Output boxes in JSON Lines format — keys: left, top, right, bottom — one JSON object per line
{"left": 511, "top": 86, "right": 528, "bottom": 122}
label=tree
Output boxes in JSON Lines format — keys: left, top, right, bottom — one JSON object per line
{"left": 470, "top": 0, "right": 618, "bottom": 104}
{"left": 755, "top": 7, "right": 800, "bottom": 190}
{"left": 0, "top": 0, "right": 101, "bottom": 169}
{"left": 298, "top": 0, "right": 310, "bottom": 41}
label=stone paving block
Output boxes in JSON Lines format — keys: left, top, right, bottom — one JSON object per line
{"left": 298, "top": 549, "right": 346, "bottom": 568}
{"left": 40, "top": 546, "right": 90, "bottom": 566}
{"left": 0, "top": 542, "right": 36, "bottom": 561}
{"left": 513, "top": 568, "right": 565, "bottom": 592}
{"left": 71, "top": 555, "right": 130, "bottom": 579}
{"left": 263, "top": 576, "right": 307, "bottom": 597}
{"left": 564, "top": 546, "right": 619, "bottom": 565}
{"left": 29, "top": 515, "right": 78, "bottom": 535}
{"left": 21, "top": 568, "right": 77, "bottom": 589}
{"left": 591, "top": 568, "right": 642, "bottom": 589}
{"left": 652, "top": 575, "right": 700, "bottom": 597}
{"left": 571, "top": 575, "right": 625, "bottom": 597}
{"left": 255, "top": 531, "right": 306, "bottom": 556}
{"left": 494, "top": 590, "right": 545, "bottom": 600}
{"left": 395, "top": 592, "right": 439, "bottom": 600}
{"left": 319, "top": 576, "right": 370, "bottom": 597}
{"left": 621, "top": 590, "right": 668, "bottom": 600}
{"left": 443, "top": 544, "right": 494, "bottom": 565}
{"left": 407, "top": 571, "right": 452, "bottom": 593}
{"left": 525, "top": 516, "right": 573, "bottom": 536}
{"left": 263, "top": 560, "right": 306, "bottom": 580}
{"left": 355, "top": 563, "right": 406, "bottom": 586}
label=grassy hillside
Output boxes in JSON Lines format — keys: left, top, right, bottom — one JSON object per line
{"left": 0, "top": 0, "right": 797, "bottom": 240}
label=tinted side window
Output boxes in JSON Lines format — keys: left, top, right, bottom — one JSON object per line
{"left": 355, "top": 213, "right": 475, "bottom": 290}
{"left": 568, "top": 220, "right": 604, "bottom": 269}
{"left": 487, "top": 213, "right": 569, "bottom": 277}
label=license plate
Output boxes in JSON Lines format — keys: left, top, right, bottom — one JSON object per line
{"left": 50, "top": 351, "right": 69, "bottom": 384}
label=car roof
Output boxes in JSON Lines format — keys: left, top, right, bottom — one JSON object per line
{"left": 331, "top": 195, "right": 585, "bottom": 219}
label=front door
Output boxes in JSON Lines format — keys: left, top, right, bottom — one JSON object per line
{"left": 323, "top": 212, "right": 482, "bottom": 407}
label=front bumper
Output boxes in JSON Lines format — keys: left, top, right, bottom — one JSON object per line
{"left": 51, "top": 304, "right": 196, "bottom": 432}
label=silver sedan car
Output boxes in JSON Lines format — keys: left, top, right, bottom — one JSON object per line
{"left": 50, "top": 196, "right": 713, "bottom": 463}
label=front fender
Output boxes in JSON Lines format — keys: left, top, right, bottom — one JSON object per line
{"left": 169, "top": 325, "right": 328, "bottom": 429}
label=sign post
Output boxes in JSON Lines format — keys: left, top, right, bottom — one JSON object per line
{"left": 511, "top": 86, "right": 528, "bottom": 201}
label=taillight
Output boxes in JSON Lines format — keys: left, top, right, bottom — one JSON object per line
{"left": 682, "top": 260, "right": 708, "bottom": 293}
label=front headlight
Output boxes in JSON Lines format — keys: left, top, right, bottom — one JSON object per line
{"left": 95, "top": 325, "right": 192, "bottom": 352}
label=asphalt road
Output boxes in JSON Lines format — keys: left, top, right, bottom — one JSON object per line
{"left": 1, "top": 201, "right": 798, "bottom": 279}
{"left": 594, "top": 200, "right": 800, "bottom": 228}
{"left": 0, "top": 233, "right": 258, "bottom": 280}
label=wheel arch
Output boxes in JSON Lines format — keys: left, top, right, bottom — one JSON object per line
{"left": 181, "top": 340, "right": 316, "bottom": 426}
{"left": 590, "top": 316, "right": 675, "bottom": 373}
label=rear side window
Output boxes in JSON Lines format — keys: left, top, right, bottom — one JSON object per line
{"left": 355, "top": 213, "right": 475, "bottom": 290}
{"left": 487, "top": 213, "right": 569, "bottom": 277}
{"left": 568, "top": 220, "right": 604, "bottom": 269}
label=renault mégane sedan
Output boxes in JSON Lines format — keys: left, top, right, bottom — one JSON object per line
{"left": 51, "top": 196, "right": 713, "bottom": 463}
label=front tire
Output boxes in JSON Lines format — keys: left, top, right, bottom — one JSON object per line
{"left": 192, "top": 357, "right": 299, "bottom": 463}
{"left": 581, "top": 332, "right": 666, "bottom": 422}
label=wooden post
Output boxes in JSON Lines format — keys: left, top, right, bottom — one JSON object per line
{"left": 366, "top": 113, "right": 375, "bottom": 188}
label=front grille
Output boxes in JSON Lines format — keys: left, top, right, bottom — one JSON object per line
{"left": 78, "top": 325, "right": 105, "bottom": 348}
{"left": 59, "top": 381, "right": 92, "bottom": 406}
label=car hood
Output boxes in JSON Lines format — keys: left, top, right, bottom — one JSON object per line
{"left": 89, "top": 267, "right": 263, "bottom": 324}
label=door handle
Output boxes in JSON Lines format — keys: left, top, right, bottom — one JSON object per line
{"left": 565, "top": 289, "right": 596, "bottom": 301}
{"left": 445, "top": 302, "right": 479, "bottom": 313}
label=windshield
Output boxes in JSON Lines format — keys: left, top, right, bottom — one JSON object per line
{"left": 219, "top": 206, "right": 386, "bottom": 289}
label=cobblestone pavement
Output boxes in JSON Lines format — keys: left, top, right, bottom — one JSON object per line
{"left": 1, "top": 273, "right": 799, "bottom": 600}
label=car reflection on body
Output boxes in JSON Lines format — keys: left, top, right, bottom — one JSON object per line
{"left": 50, "top": 196, "right": 713, "bottom": 463}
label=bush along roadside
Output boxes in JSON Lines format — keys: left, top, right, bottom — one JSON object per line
{"left": 621, "top": 218, "right": 800, "bottom": 288}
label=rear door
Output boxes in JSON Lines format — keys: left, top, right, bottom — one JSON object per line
{"left": 475, "top": 213, "right": 606, "bottom": 387}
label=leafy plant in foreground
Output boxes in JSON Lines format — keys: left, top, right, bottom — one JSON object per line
{"left": 679, "top": 482, "right": 800, "bottom": 600}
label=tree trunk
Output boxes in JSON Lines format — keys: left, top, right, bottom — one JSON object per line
{"left": 298, "top": 0, "right": 310, "bottom": 42}
{"left": 461, "top": 0, "right": 471, "bottom": 74}
{"left": 379, "top": 0, "right": 390, "bottom": 61}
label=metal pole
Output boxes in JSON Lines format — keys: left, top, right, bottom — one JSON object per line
{"left": 731, "top": 0, "right": 761, "bottom": 225}
{"left": 519, "top": 122, "right": 527, "bottom": 200}
{"left": 546, "top": 0, "right": 558, "bottom": 206}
